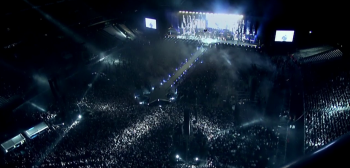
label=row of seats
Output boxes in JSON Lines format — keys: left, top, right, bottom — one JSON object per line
{"left": 302, "top": 49, "right": 343, "bottom": 64}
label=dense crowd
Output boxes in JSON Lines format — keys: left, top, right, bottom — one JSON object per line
{"left": 2, "top": 40, "right": 289, "bottom": 168}
{"left": 304, "top": 60, "right": 350, "bottom": 153}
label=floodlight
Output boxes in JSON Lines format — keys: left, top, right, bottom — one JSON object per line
{"left": 195, "top": 157, "right": 199, "bottom": 161}
{"left": 78, "top": 115, "right": 82, "bottom": 119}
{"left": 176, "top": 155, "right": 179, "bottom": 159}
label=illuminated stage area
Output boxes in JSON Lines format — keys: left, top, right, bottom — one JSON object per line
{"left": 170, "top": 11, "right": 258, "bottom": 45}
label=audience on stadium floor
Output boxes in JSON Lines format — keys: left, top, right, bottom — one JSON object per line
{"left": 2, "top": 40, "right": 304, "bottom": 168}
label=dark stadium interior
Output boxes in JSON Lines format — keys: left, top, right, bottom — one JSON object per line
{"left": 0, "top": 0, "right": 347, "bottom": 167}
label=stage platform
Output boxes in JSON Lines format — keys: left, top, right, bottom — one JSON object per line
{"left": 149, "top": 48, "right": 206, "bottom": 104}
{"left": 168, "top": 36, "right": 258, "bottom": 48}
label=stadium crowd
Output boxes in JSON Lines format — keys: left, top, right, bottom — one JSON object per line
{"left": 304, "top": 60, "right": 350, "bottom": 153}
{"left": 2, "top": 40, "right": 291, "bottom": 168}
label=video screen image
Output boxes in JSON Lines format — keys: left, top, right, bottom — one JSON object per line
{"left": 275, "top": 30, "right": 294, "bottom": 42}
{"left": 145, "top": 18, "right": 157, "bottom": 29}
{"left": 174, "top": 11, "right": 257, "bottom": 45}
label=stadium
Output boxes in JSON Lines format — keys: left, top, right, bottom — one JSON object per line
{"left": 0, "top": 0, "right": 347, "bottom": 167}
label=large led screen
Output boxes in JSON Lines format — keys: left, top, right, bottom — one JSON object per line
{"left": 174, "top": 11, "right": 259, "bottom": 44}
{"left": 275, "top": 30, "right": 294, "bottom": 42}
{"left": 178, "top": 13, "right": 243, "bottom": 33}
{"left": 145, "top": 18, "right": 157, "bottom": 29}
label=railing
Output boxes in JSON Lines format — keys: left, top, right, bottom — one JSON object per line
{"left": 282, "top": 132, "right": 350, "bottom": 168}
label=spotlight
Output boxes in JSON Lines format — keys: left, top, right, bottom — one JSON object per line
{"left": 78, "top": 115, "right": 82, "bottom": 119}
{"left": 176, "top": 155, "right": 179, "bottom": 159}
{"left": 195, "top": 157, "right": 199, "bottom": 161}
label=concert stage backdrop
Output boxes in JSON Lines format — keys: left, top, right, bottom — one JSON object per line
{"left": 171, "top": 11, "right": 257, "bottom": 44}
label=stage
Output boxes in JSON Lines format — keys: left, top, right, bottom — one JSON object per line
{"left": 149, "top": 47, "right": 206, "bottom": 104}
{"left": 168, "top": 35, "right": 258, "bottom": 48}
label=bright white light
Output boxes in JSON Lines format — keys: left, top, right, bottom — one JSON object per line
{"left": 195, "top": 157, "right": 199, "bottom": 161}
{"left": 31, "top": 103, "right": 46, "bottom": 112}
{"left": 275, "top": 30, "right": 294, "bottom": 42}
{"left": 176, "top": 155, "right": 179, "bottom": 159}
{"left": 160, "top": 82, "right": 163, "bottom": 85}
{"left": 5, "top": 150, "right": 8, "bottom": 153}
{"left": 201, "top": 38, "right": 217, "bottom": 44}
{"left": 135, "top": 96, "right": 137, "bottom": 99}
{"left": 309, "top": 31, "right": 312, "bottom": 34}
{"left": 170, "top": 97, "right": 175, "bottom": 100}
{"left": 120, "top": 32, "right": 127, "bottom": 38}
{"left": 145, "top": 18, "right": 157, "bottom": 29}
{"left": 78, "top": 115, "right": 82, "bottom": 119}
{"left": 152, "top": 87, "right": 154, "bottom": 90}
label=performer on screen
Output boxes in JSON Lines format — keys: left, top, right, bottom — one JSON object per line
{"left": 282, "top": 35, "right": 287, "bottom": 41}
